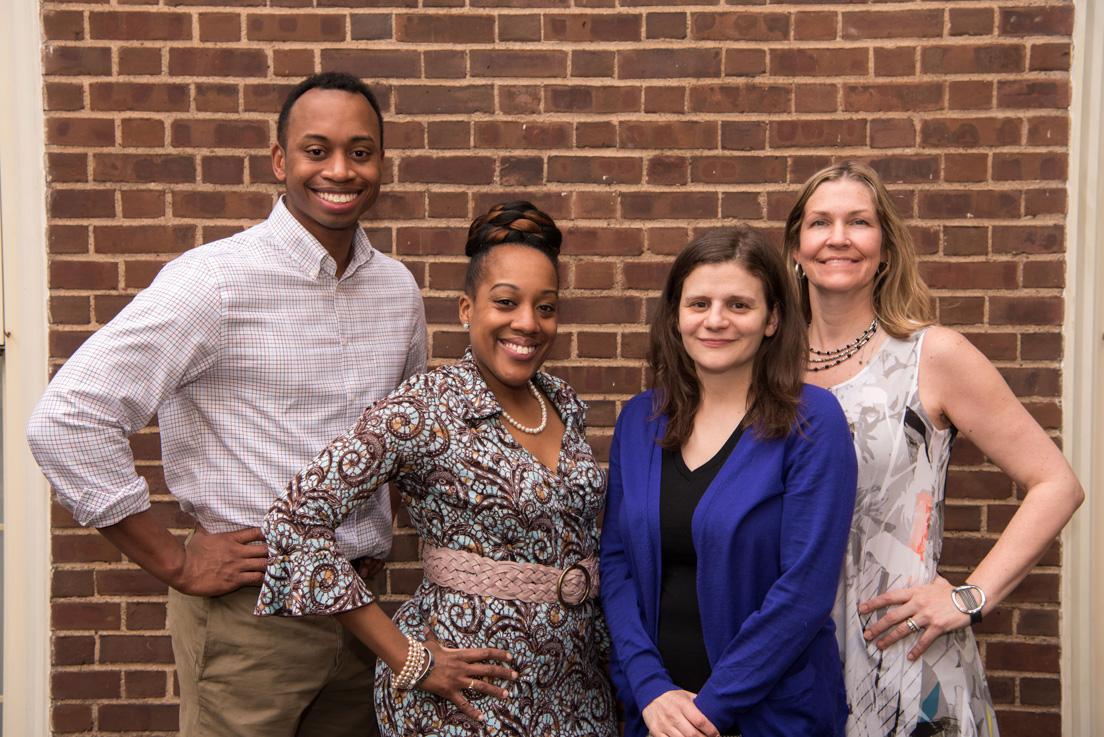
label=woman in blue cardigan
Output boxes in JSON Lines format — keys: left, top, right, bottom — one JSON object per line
{"left": 600, "top": 226, "right": 858, "bottom": 737}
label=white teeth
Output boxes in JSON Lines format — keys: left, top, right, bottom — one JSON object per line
{"left": 317, "top": 191, "right": 357, "bottom": 204}
{"left": 506, "top": 343, "right": 535, "bottom": 355}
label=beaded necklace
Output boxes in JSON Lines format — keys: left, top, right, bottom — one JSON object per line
{"left": 500, "top": 381, "right": 548, "bottom": 434}
{"left": 808, "top": 318, "right": 878, "bottom": 372}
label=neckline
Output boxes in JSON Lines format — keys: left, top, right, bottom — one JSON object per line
{"left": 824, "top": 331, "right": 896, "bottom": 391}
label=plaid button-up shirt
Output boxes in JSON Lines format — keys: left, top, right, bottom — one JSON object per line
{"left": 28, "top": 198, "right": 427, "bottom": 560}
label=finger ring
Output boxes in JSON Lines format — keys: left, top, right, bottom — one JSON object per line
{"left": 467, "top": 678, "right": 476, "bottom": 691}
{"left": 906, "top": 617, "right": 920, "bottom": 633}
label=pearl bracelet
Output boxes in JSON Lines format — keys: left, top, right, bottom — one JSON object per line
{"left": 393, "top": 635, "right": 428, "bottom": 690}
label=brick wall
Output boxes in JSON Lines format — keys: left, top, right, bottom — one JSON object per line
{"left": 40, "top": 1, "right": 1074, "bottom": 734}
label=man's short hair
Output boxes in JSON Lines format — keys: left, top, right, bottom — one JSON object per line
{"left": 276, "top": 72, "right": 385, "bottom": 151}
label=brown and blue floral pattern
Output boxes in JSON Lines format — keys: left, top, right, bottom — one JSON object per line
{"left": 257, "top": 350, "right": 616, "bottom": 736}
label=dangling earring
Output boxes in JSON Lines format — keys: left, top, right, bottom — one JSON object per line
{"left": 794, "top": 263, "right": 805, "bottom": 280}
{"left": 462, "top": 322, "right": 469, "bottom": 330}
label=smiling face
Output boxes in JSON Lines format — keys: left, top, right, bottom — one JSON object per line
{"left": 272, "top": 88, "right": 383, "bottom": 254}
{"left": 678, "top": 261, "right": 778, "bottom": 382}
{"left": 795, "top": 177, "right": 885, "bottom": 300}
{"left": 458, "top": 245, "right": 559, "bottom": 396}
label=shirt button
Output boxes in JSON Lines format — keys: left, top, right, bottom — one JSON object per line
{"left": 341, "top": 338, "right": 349, "bottom": 347}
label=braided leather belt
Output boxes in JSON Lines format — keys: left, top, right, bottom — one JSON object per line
{"left": 421, "top": 544, "right": 599, "bottom": 608}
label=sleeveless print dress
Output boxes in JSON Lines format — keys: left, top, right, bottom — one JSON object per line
{"left": 828, "top": 329, "right": 998, "bottom": 737}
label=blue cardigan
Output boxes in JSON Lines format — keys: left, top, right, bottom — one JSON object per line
{"left": 599, "top": 386, "right": 857, "bottom": 737}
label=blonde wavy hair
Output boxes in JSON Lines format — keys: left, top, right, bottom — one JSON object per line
{"left": 782, "top": 161, "right": 934, "bottom": 339}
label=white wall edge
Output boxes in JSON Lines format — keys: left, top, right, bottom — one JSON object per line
{"left": 1063, "top": 0, "right": 1103, "bottom": 734}
{"left": 0, "top": 0, "right": 50, "bottom": 733}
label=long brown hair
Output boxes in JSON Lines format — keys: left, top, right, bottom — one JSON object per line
{"left": 649, "top": 226, "right": 807, "bottom": 446}
{"left": 782, "top": 161, "right": 934, "bottom": 338}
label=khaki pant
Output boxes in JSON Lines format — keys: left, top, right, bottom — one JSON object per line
{"left": 168, "top": 584, "right": 380, "bottom": 737}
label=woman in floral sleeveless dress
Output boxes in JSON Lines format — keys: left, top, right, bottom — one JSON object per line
{"left": 256, "top": 202, "right": 616, "bottom": 736}
{"left": 783, "top": 162, "right": 1083, "bottom": 737}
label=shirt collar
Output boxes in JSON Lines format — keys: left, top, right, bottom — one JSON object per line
{"left": 454, "top": 349, "right": 588, "bottom": 424}
{"left": 270, "top": 196, "right": 375, "bottom": 280}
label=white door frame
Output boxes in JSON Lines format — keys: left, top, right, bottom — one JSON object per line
{"left": 0, "top": 0, "right": 50, "bottom": 733}
{"left": 1064, "top": 0, "right": 1104, "bottom": 734}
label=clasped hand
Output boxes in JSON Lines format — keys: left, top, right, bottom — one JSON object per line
{"left": 860, "top": 575, "right": 973, "bottom": 660}
{"left": 642, "top": 689, "right": 719, "bottom": 737}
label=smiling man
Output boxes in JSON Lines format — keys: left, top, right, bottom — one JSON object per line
{"left": 27, "top": 72, "right": 427, "bottom": 736}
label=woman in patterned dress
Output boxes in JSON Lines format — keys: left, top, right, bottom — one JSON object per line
{"left": 601, "top": 226, "right": 858, "bottom": 737}
{"left": 783, "top": 161, "right": 1083, "bottom": 737}
{"left": 256, "top": 201, "right": 617, "bottom": 736}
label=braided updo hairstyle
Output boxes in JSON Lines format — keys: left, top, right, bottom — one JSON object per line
{"left": 464, "top": 201, "right": 562, "bottom": 295}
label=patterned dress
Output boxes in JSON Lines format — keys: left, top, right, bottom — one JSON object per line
{"left": 829, "top": 329, "right": 998, "bottom": 737}
{"left": 256, "top": 352, "right": 616, "bottom": 737}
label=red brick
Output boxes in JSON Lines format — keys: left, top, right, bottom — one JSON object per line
{"left": 125, "top": 669, "right": 168, "bottom": 698}
{"left": 918, "top": 190, "right": 1021, "bottom": 219}
{"left": 1022, "top": 261, "right": 1064, "bottom": 289}
{"left": 721, "top": 121, "right": 768, "bottom": 151}
{"left": 274, "top": 48, "right": 315, "bottom": 77}
{"left": 684, "top": 84, "right": 790, "bottom": 113}
{"left": 120, "top": 190, "right": 166, "bottom": 219}
{"left": 93, "top": 154, "right": 196, "bottom": 184}
{"left": 1026, "top": 116, "right": 1068, "bottom": 146}
{"left": 577, "top": 331, "right": 619, "bottom": 358}
{"left": 399, "top": 156, "right": 495, "bottom": 185}
{"left": 50, "top": 190, "right": 116, "bottom": 220}
{"left": 43, "top": 10, "right": 86, "bottom": 41}
{"left": 200, "top": 12, "right": 242, "bottom": 42}
{"left": 948, "top": 80, "right": 996, "bottom": 110}
{"left": 498, "top": 13, "right": 541, "bottom": 41}
{"left": 50, "top": 295, "right": 92, "bottom": 326}
{"left": 987, "top": 641, "right": 1059, "bottom": 672}
{"left": 997, "top": 80, "right": 1070, "bottom": 109}
{"left": 942, "top": 153, "right": 988, "bottom": 183}
{"left": 771, "top": 120, "right": 866, "bottom": 148}
{"left": 471, "top": 49, "right": 568, "bottom": 78}
{"left": 690, "top": 12, "right": 788, "bottom": 41}
{"left": 94, "top": 225, "right": 196, "bottom": 255}
{"left": 48, "top": 152, "right": 88, "bottom": 183}
{"left": 1025, "top": 189, "right": 1066, "bottom": 217}
{"left": 172, "top": 191, "right": 273, "bottom": 219}
{"left": 47, "top": 118, "right": 115, "bottom": 148}
{"left": 563, "top": 228, "right": 644, "bottom": 256}
{"left": 53, "top": 532, "right": 124, "bottom": 563}
{"left": 691, "top": 155, "right": 787, "bottom": 184}
{"left": 622, "top": 192, "right": 718, "bottom": 219}
{"left": 46, "top": 82, "right": 85, "bottom": 111}
{"left": 350, "top": 13, "right": 393, "bottom": 40}
{"left": 793, "top": 11, "right": 836, "bottom": 41}
{"left": 53, "top": 669, "right": 122, "bottom": 699}
{"left": 1000, "top": 7, "right": 1074, "bottom": 37}
{"left": 870, "top": 119, "right": 916, "bottom": 148}
{"left": 98, "top": 703, "right": 179, "bottom": 732}
{"left": 498, "top": 85, "right": 543, "bottom": 115}
{"left": 949, "top": 8, "right": 993, "bottom": 36}
{"left": 53, "top": 601, "right": 122, "bottom": 630}
{"left": 169, "top": 48, "right": 269, "bottom": 77}
{"left": 120, "top": 118, "right": 165, "bottom": 147}
{"left": 647, "top": 11, "right": 687, "bottom": 39}
{"left": 247, "top": 12, "right": 346, "bottom": 40}
{"left": 989, "top": 296, "right": 1063, "bottom": 326}
{"left": 643, "top": 86, "right": 685, "bottom": 113}
{"left": 396, "top": 85, "right": 495, "bottom": 115}
{"left": 475, "top": 121, "right": 571, "bottom": 149}
{"left": 572, "top": 261, "right": 616, "bottom": 289}
{"left": 1017, "top": 608, "right": 1060, "bottom": 637}
{"left": 1030, "top": 42, "right": 1071, "bottom": 72}
{"left": 992, "top": 226, "right": 1063, "bottom": 255}
{"left": 90, "top": 83, "right": 189, "bottom": 112}
{"left": 49, "top": 225, "right": 90, "bottom": 255}
{"left": 52, "top": 703, "right": 94, "bottom": 733}
{"left": 921, "top": 261, "right": 1018, "bottom": 289}
{"left": 171, "top": 120, "right": 268, "bottom": 149}
{"left": 89, "top": 11, "right": 191, "bottom": 39}
{"left": 875, "top": 47, "right": 917, "bottom": 77}
{"left": 844, "top": 83, "right": 943, "bottom": 112}
{"left": 921, "top": 44, "right": 1026, "bottom": 74}
{"left": 118, "top": 47, "right": 162, "bottom": 76}
{"left": 621, "top": 121, "right": 717, "bottom": 149}
{"left": 992, "top": 153, "right": 1066, "bottom": 181}
{"left": 53, "top": 635, "right": 96, "bottom": 666}
{"left": 773, "top": 48, "right": 868, "bottom": 76}
{"left": 546, "top": 366, "right": 644, "bottom": 396}
{"left": 546, "top": 13, "right": 641, "bottom": 41}
{"left": 572, "top": 50, "right": 617, "bottom": 78}
{"left": 202, "top": 156, "right": 246, "bottom": 185}
{"left": 196, "top": 83, "right": 241, "bottom": 113}
{"left": 646, "top": 155, "right": 689, "bottom": 185}
{"left": 549, "top": 156, "right": 642, "bottom": 184}
{"left": 43, "top": 45, "right": 112, "bottom": 76}
{"left": 547, "top": 86, "right": 641, "bottom": 114}
{"left": 843, "top": 10, "right": 942, "bottom": 39}
{"left": 619, "top": 48, "right": 722, "bottom": 79}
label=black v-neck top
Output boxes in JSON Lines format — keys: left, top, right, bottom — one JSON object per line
{"left": 657, "top": 420, "right": 747, "bottom": 693}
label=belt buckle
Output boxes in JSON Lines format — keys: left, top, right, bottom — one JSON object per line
{"left": 556, "top": 562, "right": 591, "bottom": 609}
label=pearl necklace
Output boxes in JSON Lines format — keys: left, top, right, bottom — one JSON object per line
{"left": 500, "top": 381, "right": 548, "bottom": 435}
{"left": 808, "top": 318, "right": 878, "bottom": 372}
